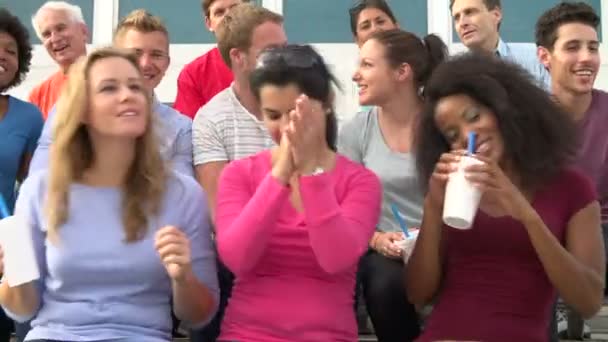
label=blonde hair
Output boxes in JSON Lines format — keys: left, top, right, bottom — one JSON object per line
{"left": 46, "top": 46, "right": 167, "bottom": 243}
{"left": 32, "top": 1, "right": 85, "bottom": 41}
{"left": 216, "top": 3, "right": 283, "bottom": 68}
{"left": 114, "top": 9, "right": 169, "bottom": 43}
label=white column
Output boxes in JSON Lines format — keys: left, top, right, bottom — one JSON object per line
{"left": 262, "top": 0, "right": 283, "bottom": 14}
{"left": 427, "top": 0, "right": 453, "bottom": 44}
{"left": 91, "top": 0, "right": 119, "bottom": 45}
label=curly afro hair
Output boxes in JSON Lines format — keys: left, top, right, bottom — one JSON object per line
{"left": 0, "top": 8, "right": 33, "bottom": 92}
{"left": 416, "top": 53, "right": 578, "bottom": 191}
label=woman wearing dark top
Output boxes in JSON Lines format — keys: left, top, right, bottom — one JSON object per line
{"left": 0, "top": 9, "right": 43, "bottom": 342}
{"left": 407, "top": 53, "right": 605, "bottom": 342}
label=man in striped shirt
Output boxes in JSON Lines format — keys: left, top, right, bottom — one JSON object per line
{"left": 192, "top": 3, "right": 286, "bottom": 221}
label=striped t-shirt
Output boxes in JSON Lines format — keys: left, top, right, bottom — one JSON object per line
{"left": 192, "top": 85, "right": 274, "bottom": 166}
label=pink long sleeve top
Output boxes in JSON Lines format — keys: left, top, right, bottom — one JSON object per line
{"left": 216, "top": 150, "right": 382, "bottom": 342}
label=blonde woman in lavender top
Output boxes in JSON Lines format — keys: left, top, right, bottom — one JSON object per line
{"left": 0, "top": 47, "right": 219, "bottom": 342}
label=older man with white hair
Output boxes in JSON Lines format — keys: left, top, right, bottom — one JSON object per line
{"left": 27, "top": 1, "right": 88, "bottom": 119}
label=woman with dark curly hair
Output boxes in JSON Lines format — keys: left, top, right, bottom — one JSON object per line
{"left": 0, "top": 8, "right": 43, "bottom": 213}
{"left": 0, "top": 8, "right": 44, "bottom": 341}
{"left": 406, "top": 53, "right": 605, "bottom": 342}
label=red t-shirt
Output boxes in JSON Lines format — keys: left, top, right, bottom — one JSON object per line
{"left": 173, "top": 47, "right": 233, "bottom": 118}
{"left": 27, "top": 70, "right": 67, "bottom": 120}
{"left": 417, "top": 168, "right": 596, "bottom": 342}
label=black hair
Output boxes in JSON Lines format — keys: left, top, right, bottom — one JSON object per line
{"left": 416, "top": 53, "right": 578, "bottom": 191}
{"left": 348, "top": 0, "right": 398, "bottom": 37}
{"left": 250, "top": 44, "right": 341, "bottom": 151}
{"left": 0, "top": 8, "right": 33, "bottom": 92}
{"left": 369, "top": 29, "right": 448, "bottom": 91}
{"left": 535, "top": 1, "right": 600, "bottom": 49}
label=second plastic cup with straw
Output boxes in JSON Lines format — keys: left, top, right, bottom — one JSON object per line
{"left": 442, "top": 132, "right": 484, "bottom": 230}
{"left": 390, "top": 203, "right": 419, "bottom": 262}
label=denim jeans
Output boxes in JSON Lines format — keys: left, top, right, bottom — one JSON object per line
{"left": 359, "top": 249, "right": 420, "bottom": 341}
{"left": 0, "top": 308, "right": 12, "bottom": 342}
{"left": 14, "top": 320, "right": 31, "bottom": 342}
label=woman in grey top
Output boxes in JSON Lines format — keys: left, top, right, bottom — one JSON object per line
{"left": 339, "top": 29, "right": 447, "bottom": 341}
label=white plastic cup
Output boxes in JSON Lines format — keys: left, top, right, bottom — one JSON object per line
{"left": 442, "top": 156, "right": 484, "bottom": 229}
{"left": 394, "top": 229, "right": 419, "bottom": 263}
{"left": 0, "top": 216, "right": 40, "bottom": 287}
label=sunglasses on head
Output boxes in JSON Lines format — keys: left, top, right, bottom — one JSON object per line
{"left": 255, "top": 44, "right": 322, "bottom": 70}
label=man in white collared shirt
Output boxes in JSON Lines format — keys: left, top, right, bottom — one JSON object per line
{"left": 450, "top": 0, "right": 550, "bottom": 89}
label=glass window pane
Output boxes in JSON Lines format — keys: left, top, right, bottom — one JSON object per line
{"left": 284, "top": 0, "right": 428, "bottom": 43}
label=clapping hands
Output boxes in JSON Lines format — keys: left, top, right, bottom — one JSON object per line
{"left": 271, "top": 95, "right": 328, "bottom": 183}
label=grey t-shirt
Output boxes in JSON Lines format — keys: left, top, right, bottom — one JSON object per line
{"left": 192, "top": 86, "right": 275, "bottom": 166}
{"left": 338, "top": 108, "right": 424, "bottom": 232}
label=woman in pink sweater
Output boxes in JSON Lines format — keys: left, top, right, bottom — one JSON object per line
{"left": 214, "top": 45, "right": 382, "bottom": 342}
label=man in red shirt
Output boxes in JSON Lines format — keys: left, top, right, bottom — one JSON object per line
{"left": 173, "top": 0, "right": 247, "bottom": 118}
{"left": 28, "top": 1, "right": 88, "bottom": 119}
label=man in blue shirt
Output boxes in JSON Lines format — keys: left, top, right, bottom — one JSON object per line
{"left": 450, "top": 0, "right": 550, "bottom": 89}
{"left": 29, "top": 10, "right": 193, "bottom": 177}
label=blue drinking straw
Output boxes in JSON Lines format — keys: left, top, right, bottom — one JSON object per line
{"left": 0, "top": 194, "right": 10, "bottom": 219}
{"left": 467, "top": 132, "right": 477, "bottom": 156}
{"left": 390, "top": 203, "right": 410, "bottom": 238}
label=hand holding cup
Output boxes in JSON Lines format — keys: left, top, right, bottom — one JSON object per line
{"left": 374, "top": 232, "right": 405, "bottom": 259}
{"left": 427, "top": 150, "right": 467, "bottom": 211}
{"left": 463, "top": 154, "right": 535, "bottom": 222}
